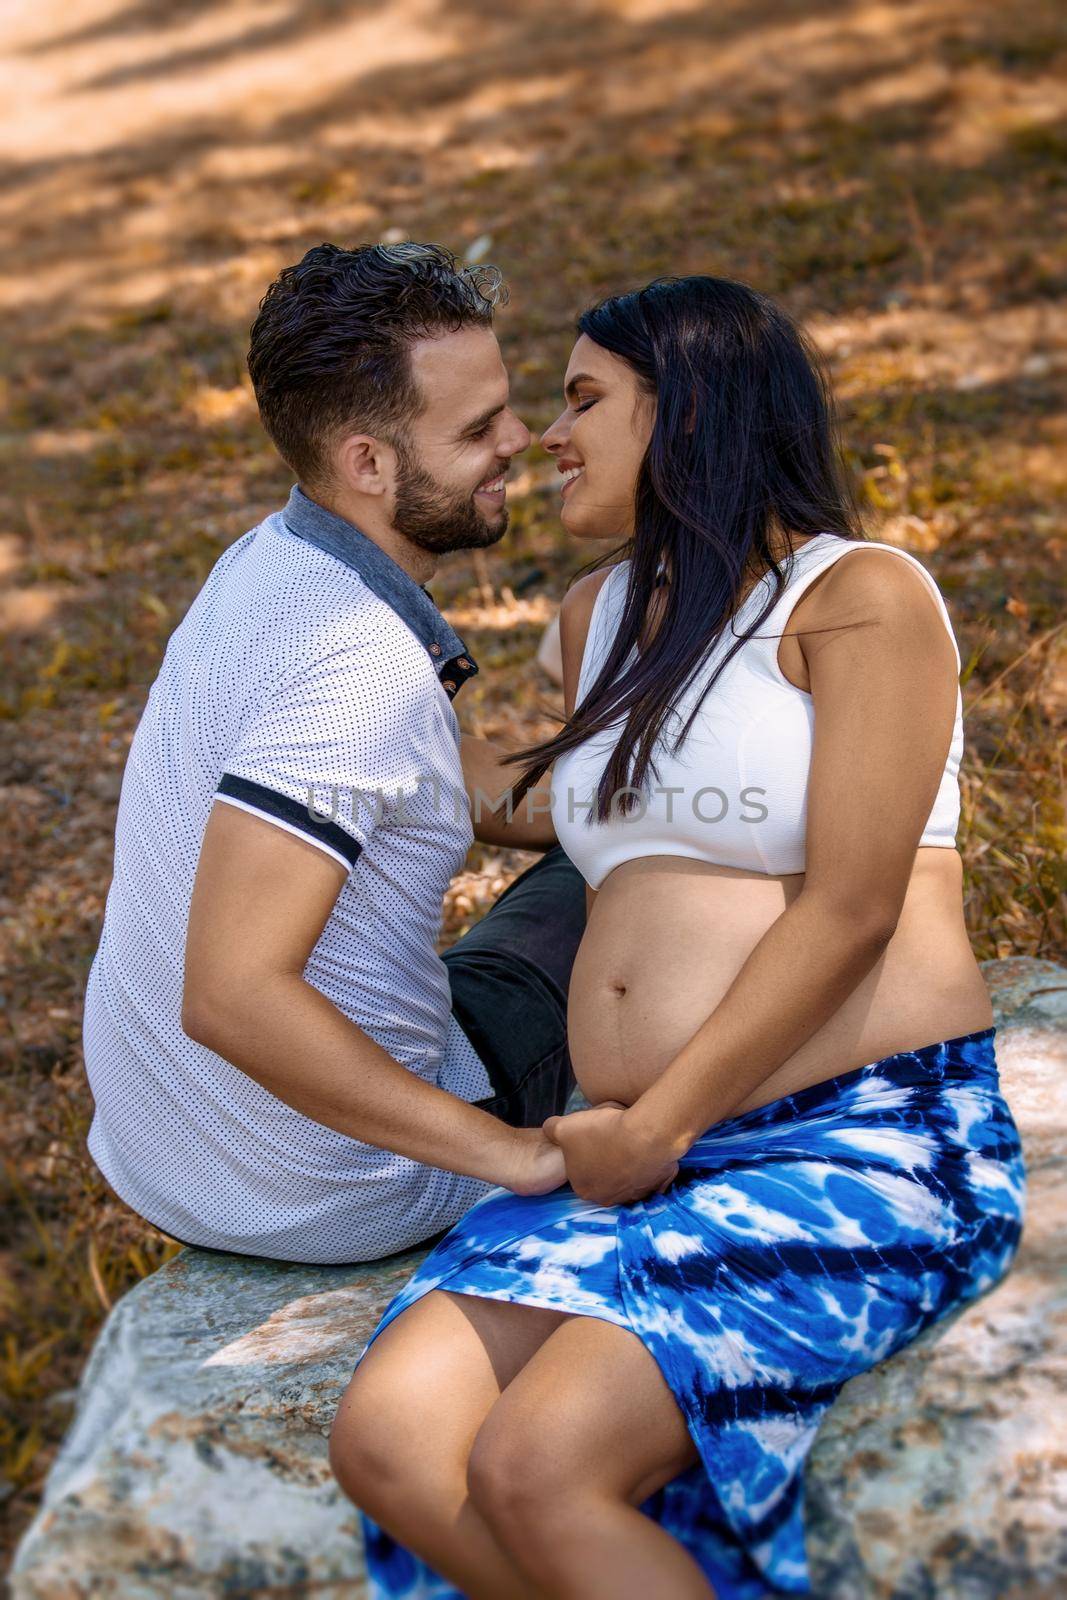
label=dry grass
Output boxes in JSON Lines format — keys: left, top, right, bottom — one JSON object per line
{"left": 1, "top": 0, "right": 1065, "bottom": 1560}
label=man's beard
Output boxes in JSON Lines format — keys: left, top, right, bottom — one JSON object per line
{"left": 392, "top": 435, "right": 509, "bottom": 555}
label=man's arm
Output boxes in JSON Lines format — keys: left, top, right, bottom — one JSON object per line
{"left": 181, "top": 802, "right": 564, "bottom": 1195}
{"left": 458, "top": 569, "right": 618, "bottom": 856}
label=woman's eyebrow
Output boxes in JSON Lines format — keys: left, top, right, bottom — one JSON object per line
{"left": 563, "top": 373, "right": 602, "bottom": 402}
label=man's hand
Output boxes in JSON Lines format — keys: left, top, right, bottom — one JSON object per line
{"left": 495, "top": 1127, "right": 569, "bottom": 1196}
{"left": 541, "top": 1104, "right": 680, "bottom": 1206}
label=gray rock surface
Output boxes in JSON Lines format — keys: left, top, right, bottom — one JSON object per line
{"left": 805, "top": 959, "right": 1067, "bottom": 1600}
{"left": 11, "top": 958, "right": 1066, "bottom": 1599}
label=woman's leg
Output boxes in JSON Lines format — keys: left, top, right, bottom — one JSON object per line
{"left": 330, "top": 1287, "right": 568, "bottom": 1600}
{"left": 467, "top": 1311, "right": 715, "bottom": 1600}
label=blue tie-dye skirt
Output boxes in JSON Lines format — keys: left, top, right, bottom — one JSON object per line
{"left": 352, "top": 1026, "right": 1026, "bottom": 1599}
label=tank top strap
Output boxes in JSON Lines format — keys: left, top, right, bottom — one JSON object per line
{"left": 753, "top": 537, "right": 962, "bottom": 672}
{"left": 575, "top": 563, "right": 629, "bottom": 709}
{"left": 575, "top": 539, "right": 961, "bottom": 710}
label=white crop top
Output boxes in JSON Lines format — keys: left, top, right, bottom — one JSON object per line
{"left": 550, "top": 535, "right": 964, "bottom": 887}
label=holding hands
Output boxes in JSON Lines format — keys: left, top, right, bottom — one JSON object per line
{"left": 542, "top": 1101, "right": 680, "bottom": 1205}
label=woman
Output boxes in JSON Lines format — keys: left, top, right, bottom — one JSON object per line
{"left": 328, "top": 276, "right": 1027, "bottom": 1600}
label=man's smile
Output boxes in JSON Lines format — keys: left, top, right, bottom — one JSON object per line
{"left": 474, "top": 466, "right": 508, "bottom": 505}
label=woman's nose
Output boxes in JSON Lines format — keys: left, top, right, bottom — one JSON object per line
{"left": 540, "top": 410, "right": 569, "bottom": 453}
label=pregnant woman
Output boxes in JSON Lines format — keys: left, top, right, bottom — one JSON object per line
{"left": 329, "top": 276, "right": 1027, "bottom": 1599}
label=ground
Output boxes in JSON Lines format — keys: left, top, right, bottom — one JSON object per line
{"left": 0, "top": 0, "right": 1064, "bottom": 1561}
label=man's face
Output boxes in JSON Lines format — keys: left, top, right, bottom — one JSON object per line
{"left": 390, "top": 326, "right": 531, "bottom": 554}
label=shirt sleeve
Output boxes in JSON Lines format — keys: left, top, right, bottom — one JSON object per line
{"left": 214, "top": 640, "right": 435, "bottom": 873}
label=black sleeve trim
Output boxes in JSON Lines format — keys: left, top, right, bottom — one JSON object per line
{"left": 216, "top": 773, "right": 363, "bottom": 869}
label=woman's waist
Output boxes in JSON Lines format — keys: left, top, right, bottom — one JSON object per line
{"left": 673, "top": 1026, "right": 1025, "bottom": 1187}
{"left": 568, "top": 854, "right": 991, "bottom": 1108}
{"left": 574, "top": 850, "right": 978, "bottom": 1001}
{"left": 587, "top": 842, "right": 962, "bottom": 899}
{"left": 582, "top": 854, "right": 802, "bottom": 961}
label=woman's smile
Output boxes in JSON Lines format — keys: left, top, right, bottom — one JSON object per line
{"left": 559, "top": 462, "right": 585, "bottom": 498}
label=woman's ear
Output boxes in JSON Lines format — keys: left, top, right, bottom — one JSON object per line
{"left": 630, "top": 387, "right": 658, "bottom": 444}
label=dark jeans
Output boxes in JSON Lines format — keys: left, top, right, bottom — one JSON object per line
{"left": 442, "top": 843, "right": 588, "bottom": 1128}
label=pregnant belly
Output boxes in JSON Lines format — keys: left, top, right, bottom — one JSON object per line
{"left": 566, "top": 853, "right": 993, "bottom": 1117}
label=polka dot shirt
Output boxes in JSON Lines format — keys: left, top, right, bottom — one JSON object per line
{"left": 83, "top": 506, "right": 499, "bottom": 1263}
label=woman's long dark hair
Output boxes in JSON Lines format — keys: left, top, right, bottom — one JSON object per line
{"left": 499, "top": 274, "right": 866, "bottom": 822}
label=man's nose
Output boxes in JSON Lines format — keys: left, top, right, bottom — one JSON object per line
{"left": 501, "top": 409, "right": 532, "bottom": 457}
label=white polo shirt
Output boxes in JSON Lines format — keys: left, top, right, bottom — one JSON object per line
{"left": 83, "top": 491, "right": 499, "bottom": 1263}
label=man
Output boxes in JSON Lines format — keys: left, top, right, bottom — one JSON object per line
{"left": 82, "top": 241, "right": 587, "bottom": 1264}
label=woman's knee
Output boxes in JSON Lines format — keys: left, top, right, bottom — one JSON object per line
{"left": 330, "top": 1340, "right": 462, "bottom": 1518}
{"left": 329, "top": 1294, "right": 504, "bottom": 1517}
{"left": 329, "top": 1368, "right": 405, "bottom": 1511}
{"left": 466, "top": 1407, "right": 574, "bottom": 1548}
{"left": 465, "top": 1316, "right": 701, "bottom": 1548}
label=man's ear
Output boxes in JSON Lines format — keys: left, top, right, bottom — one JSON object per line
{"left": 335, "top": 433, "right": 392, "bottom": 497}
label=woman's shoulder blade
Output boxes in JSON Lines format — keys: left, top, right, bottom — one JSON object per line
{"left": 559, "top": 564, "right": 623, "bottom": 658}
{"left": 560, "top": 563, "right": 621, "bottom": 619}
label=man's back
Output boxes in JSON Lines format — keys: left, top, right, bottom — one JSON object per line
{"left": 84, "top": 510, "right": 493, "bottom": 1263}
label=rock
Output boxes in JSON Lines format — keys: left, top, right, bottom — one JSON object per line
{"left": 11, "top": 959, "right": 1067, "bottom": 1598}
{"left": 10, "top": 1253, "right": 418, "bottom": 1599}
{"left": 804, "top": 957, "right": 1067, "bottom": 1599}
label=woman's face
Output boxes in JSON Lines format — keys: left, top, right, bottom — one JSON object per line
{"left": 541, "top": 334, "right": 655, "bottom": 542}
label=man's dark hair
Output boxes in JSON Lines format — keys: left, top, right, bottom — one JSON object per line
{"left": 247, "top": 241, "right": 507, "bottom": 487}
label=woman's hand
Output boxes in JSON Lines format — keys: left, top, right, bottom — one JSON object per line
{"left": 541, "top": 1104, "right": 680, "bottom": 1205}
{"left": 496, "top": 1126, "right": 569, "bottom": 1196}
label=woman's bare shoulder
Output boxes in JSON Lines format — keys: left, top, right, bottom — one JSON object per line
{"left": 558, "top": 566, "right": 622, "bottom": 718}
{"left": 797, "top": 545, "right": 959, "bottom": 683}
{"left": 559, "top": 565, "right": 619, "bottom": 629}
{"left": 799, "top": 546, "right": 952, "bottom": 638}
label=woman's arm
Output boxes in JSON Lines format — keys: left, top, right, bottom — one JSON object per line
{"left": 545, "top": 551, "right": 961, "bottom": 1199}
{"left": 459, "top": 569, "right": 615, "bottom": 852}
{"left": 559, "top": 569, "right": 612, "bottom": 920}
{"left": 460, "top": 732, "right": 558, "bottom": 850}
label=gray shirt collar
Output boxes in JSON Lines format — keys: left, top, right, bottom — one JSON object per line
{"left": 280, "top": 484, "right": 479, "bottom": 702}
